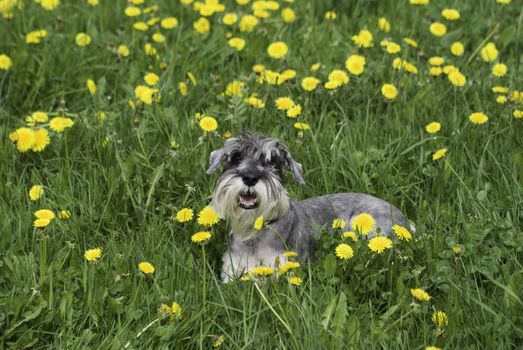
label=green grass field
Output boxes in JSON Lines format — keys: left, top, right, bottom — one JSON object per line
{"left": 1, "top": 0, "right": 523, "bottom": 349}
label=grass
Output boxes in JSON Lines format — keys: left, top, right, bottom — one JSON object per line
{"left": 1, "top": 0, "right": 523, "bottom": 349}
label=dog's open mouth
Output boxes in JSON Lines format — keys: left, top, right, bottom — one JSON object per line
{"left": 239, "top": 190, "right": 258, "bottom": 209}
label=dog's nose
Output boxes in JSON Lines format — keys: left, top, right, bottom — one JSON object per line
{"left": 242, "top": 175, "right": 258, "bottom": 186}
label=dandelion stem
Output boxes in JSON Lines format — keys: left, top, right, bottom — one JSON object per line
{"left": 39, "top": 232, "right": 47, "bottom": 290}
{"left": 202, "top": 245, "right": 207, "bottom": 309}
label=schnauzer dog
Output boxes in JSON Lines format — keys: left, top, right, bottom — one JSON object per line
{"left": 207, "top": 132, "right": 411, "bottom": 282}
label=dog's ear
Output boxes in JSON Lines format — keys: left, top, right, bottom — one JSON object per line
{"left": 206, "top": 147, "right": 227, "bottom": 174}
{"left": 206, "top": 139, "right": 237, "bottom": 174}
{"left": 279, "top": 146, "right": 305, "bottom": 185}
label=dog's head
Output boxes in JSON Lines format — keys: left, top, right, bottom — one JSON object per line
{"left": 206, "top": 132, "right": 304, "bottom": 236}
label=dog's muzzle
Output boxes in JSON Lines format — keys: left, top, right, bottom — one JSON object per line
{"left": 239, "top": 189, "right": 258, "bottom": 209}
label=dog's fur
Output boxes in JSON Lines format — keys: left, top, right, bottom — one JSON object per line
{"left": 207, "top": 132, "right": 410, "bottom": 282}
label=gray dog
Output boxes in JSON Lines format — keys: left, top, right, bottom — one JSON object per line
{"left": 206, "top": 132, "right": 411, "bottom": 282}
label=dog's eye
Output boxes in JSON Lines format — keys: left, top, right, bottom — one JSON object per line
{"left": 229, "top": 152, "right": 242, "bottom": 165}
{"left": 264, "top": 156, "right": 278, "bottom": 166}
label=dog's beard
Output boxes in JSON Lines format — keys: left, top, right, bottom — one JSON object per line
{"left": 211, "top": 171, "right": 290, "bottom": 240}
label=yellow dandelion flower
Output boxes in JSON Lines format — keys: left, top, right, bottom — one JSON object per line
{"left": 239, "top": 14, "right": 259, "bottom": 32}
{"left": 135, "top": 85, "right": 158, "bottom": 104}
{"left": 342, "top": 231, "right": 357, "bottom": 241}
{"left": 267, "top": 41, "right": 288, "bottom": 59}
{"left": 381, "top": 83, "right": 398, "bottom": 100}
{"left": 469, "top": 112, "right": 488, "bottom": 125}
{"left": 31, "top": 128, "right": 50, "bottom": 152}
{"left": 87, "top": 79, "right": 97, "bottom": 95}
{"left": 35, "top": 209, "right": 55, "bottom": 220}
{"left": 197, "top": 206, "right": 220, "bottom": 227}
{"left": 178, "top": 82, "right": 188, "bottom": 96}
{"left": 176, "top": 208, "right": 194, "bottom": 222}
{"left": 161, "top": 17, "right": 179, "bottom": 29}
{"left": 29, "top": 185, "right": 44, "bottom": 201}
{"left": 117, "top": 44, "right": 130, "bottom": 57}
{"left": 430, "top": 67, "right": 443, "bottom": 76}
{"left": 281, "top": 8, "right": 296, "bottom": 23}
{"left": 448, "top": 70, "right": 466, "bottom": 87}
{"left": 58, "top": 210, "right": 71, "bottom": 219}
{"left": 0, "top": 54, "right": 13, "bottom": 70}
{"left": 432, "top": 148, "right": 447, "bottom": 161}
{"left": 301, "top": 77, "right": 320, "bottom": 91}
{"left": 229, "top": 37, "right": 245, "bottom": 51}
{"left": 335, "top": 243, "right": 354, "bottom": 260}
{"left": 345, "top": 55, "right": 366, "bottom": 75}
{"left": 403, "top": 37, "right": 418, "bottom": 47}
{"left": 191, "top": 231, "right": 212, "bottom": 244}
{"left": 496, "top": 95, "right": 507, "bottom": 104}
{"left": 34, "top": 218, "right": 51, "bottom": 228}
{"left": 125, "top": 6, "right": 141, "bottom": 17}
{"left": 194, "top": 17, "right": 210, "bottom": 34}
{"left": 249, "top": 266, "right": 274, "bottom": 277}
{"left": 138, "top": 261, "right": 155, "bottom": 274}
{"left": 84, "top": 248, "right": 102, "bottom": 262}
{"left": 160, "top": 301, "right": 183, "bottom": 320}
{"left": 429, "top": 22, "right": 446, "bottom": 36}
{"left": 223, "top": 13, "right": 238, "bottom": 25}
{"left": 378, "top": 17, "right": 390, "bottom": 32}
{"left": 26, "top": 30, "right": 47, "bottom": 44}
{"left": 199, "top": 116, "right": 218, "bottom": 132}
{"left": 368, "top": 236, "right": 393, "bottom": 254}
{"left": 294, "top": 122, "right": 310, "bottom": 131}
{"left": 275, "top": 97, "right": 294, "bottom": 111}
{"left": 328, "top": 70, "right": 349, "bottom": 85}
{"left": 75, "top": 32, "right": 91, "bottom": 46}
{"left": 310, "top": 63, "right": 320, "bottom": 71}
{"left": 133, "top": 22, "right": 149, "bottom": 31}
{"left": 428, "top": 56, "right": 445, "bottom": 66}
{"left": 352, "top": 29, "right": 373, "bottom": 48}
{"left": 144, "top": 72, "right": 159, "bottom": 86}
{"left": 441, "top": 8, "right": 460, "bottom": 20}
{"left": 392, "top": 224, "right": 412, "bottom": 241}
{"left": 432, "top": 311, "right": 448, "bottom": 327}
{"left": 254, "top": 215, "right": 264, "bottom": 230}
{"left": 492, "top": 86, "right": 509, "bottom": 94}
{"left": 480, "top": 42, "right": 498, "bottom": 62}
{"left": 425, "top": 122, "right": 441, "bottom": 134}
{"left": 450, "top": 42, "right": 464, "bottom": 56}
{"left": 492, "top": 63, "right": 507, "bottom": 77}
{"left": 49, "top": 117, "right": 74, "bottom": 132}
{"left": 41, "top": 0, "right": 60, "bottom": 11}
{"left": 33, "top": 112, "right": 48, "bottom": 123}
{"left": 410, "top": 288, "right": 431, "bottom": 301}
{"left": 513, "top": 110, "right": 523, "bottom": 119}
{"left": 410, "top": 0, "right": 429, "bottom": 5}
{"left": 152, "top": 33, "right": 165, "bottom": 43}
{"left": 452, "top": 245, "right": 462, "bottom": 255}
{"left": 289, "top": 276, "right": 302, "bottom": 286}
{"left": 351, "top": 213, "right": 375, "bottom": 235}
{"left": 281, "top": 69, "right": 296, "bottom": 80}
{"left": 283, "top": 251, "right": 298, "bottom": 258}
{"left": 324, "top": 80, "right": 342, "bottom": 90}
{"left": 325, "top": 11, "right": 336, "bottom": 20}
{"left": 278, "top": 261, "right": 300, "bottom": 274}
{"left": 286, "top": 104, "right": 302, "bottom": 118}
{"left": 252, "top": 64, "right": 265, "bottom": 73}
{"left": 212, "top": 335, "right": 224, "bottom": 348}
{"left": 332, "top": 218, "right": 346, "bottom": 229}
{"left": 13, "top": 128, "right": 35, "bottom": 152}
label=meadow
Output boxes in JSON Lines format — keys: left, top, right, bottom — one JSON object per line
{"left": 1, "top": 0, "right": 523, "bottom": 349}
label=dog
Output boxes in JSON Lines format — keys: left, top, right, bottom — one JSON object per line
{"left": 206, "top": 132, "right": 411, "bottom": 282}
